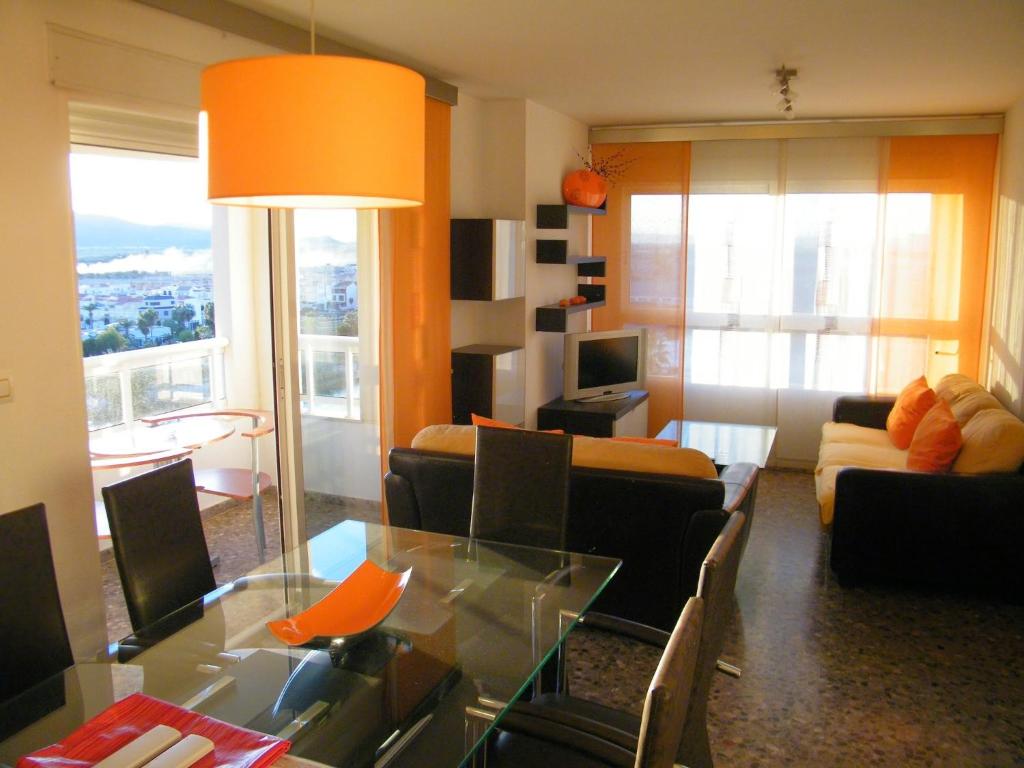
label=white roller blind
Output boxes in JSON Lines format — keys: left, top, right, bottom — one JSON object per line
{"left": 68, "top": 102, "right": 199, "bottom": 157}
{"left": 689, "top": 140, "right": 780, "bottom": 194}
{"left": 785, "top": 137, "right": 881, "bottom": 193}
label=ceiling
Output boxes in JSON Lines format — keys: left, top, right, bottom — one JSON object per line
{"left": 225, "top": 0, "right": 1024, "bottom": 126}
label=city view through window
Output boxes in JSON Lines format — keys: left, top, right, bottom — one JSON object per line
{"left": 71, "top": 148, "right": 219, "bottom": 429}
{"left": 295, "top": 209, "right": 362, "bottom": 419}
{"left": 71, "top": 149, "right": 215, "bottom": 356}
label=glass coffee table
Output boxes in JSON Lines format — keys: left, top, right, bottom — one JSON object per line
{"left": 656, "top": 419, "right": 777, "bottom": 468}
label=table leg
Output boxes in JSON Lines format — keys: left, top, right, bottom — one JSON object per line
{"left": 250, "top": 417, "right": 267, "bottom": 563}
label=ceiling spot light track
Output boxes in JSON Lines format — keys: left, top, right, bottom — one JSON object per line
{"left": 775, "top": 65, "right": 798, "bottom": 120}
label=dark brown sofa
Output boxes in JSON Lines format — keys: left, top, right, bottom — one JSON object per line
{"left": 384, "top": 440, "right": 759, "bottom": 632}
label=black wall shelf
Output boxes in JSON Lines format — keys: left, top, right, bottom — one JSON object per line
{"left": 535, "top": 284, "right": 606, "bottom": 332}
{"left": 452, "top": 345, "right": 523, "bottom": 424}
{"left": 536, "top": 240, "right": 606, "bottom": 277}
{"left": 536, "top": 203, "right": 607, "bottom": 229}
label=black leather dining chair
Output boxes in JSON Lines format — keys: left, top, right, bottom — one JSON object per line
{"left": 486, "top": 596, "right": 705, "bottom": 767}
{"left": 0, "top": 503, "right": 74, "bottom": 702}
{"left": 102, "top": 458, "right": 217, "bottom": 632}
{"left": 490, "top": 511, "right": 747, "bottom": 768}
{"left": 470, "top": 425, "right": 573, "bottom": 550}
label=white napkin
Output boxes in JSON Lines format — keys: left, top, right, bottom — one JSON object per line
{"left": 93, "top": 725, "right": 182, "bottom": 768}
{"left": 141, "top": 734, "right": 214, "bottom": 768}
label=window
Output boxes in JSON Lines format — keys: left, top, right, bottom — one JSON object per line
{"left": 295, "top": 209, "right": 361, "bottom": 419}
{"left": 70, "top": 147, "right": 223, "bottom": 429}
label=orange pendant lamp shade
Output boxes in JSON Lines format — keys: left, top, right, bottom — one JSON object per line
{"left": 201, "top": 55, "right": 425, "bottom": 208}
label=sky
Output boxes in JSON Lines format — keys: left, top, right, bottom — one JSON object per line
{"left": 69, "top": 149, "right": 211, "bottom": 229}
{"left": 69, "top": 148, "right": 359, "bottom": 243}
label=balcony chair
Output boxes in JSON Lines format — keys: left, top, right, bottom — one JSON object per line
{"left": 482, "top": 596, "right": 705, "bottom": 768}
{"left": 487, "top": 510, "right": 747, "bottom": 768}
{"left": 0, "top": 504, "right": 74, "bottom": 703}
{"left": 470, "top": 425, "right": 573, "bottom": 550}
{"left": 141, "top": 409, "right": 274, "bottom": 562}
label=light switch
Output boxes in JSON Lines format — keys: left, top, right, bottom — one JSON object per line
{"left": 0, "top": 375, "right": 12, "bottom": 402}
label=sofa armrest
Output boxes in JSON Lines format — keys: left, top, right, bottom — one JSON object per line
{"left": 384, "top": 472, "right": 420, "bottom": 529}
{"left": 719, "top": 462, "right": 759, "bottom": 514}
{"left": 832, "top": 396, "right": 896, "bottom": 429}
{"left": 830, "top": 468, "right": 1024, "bottom": 599}
{"left": 680, "top": 509, "right": 729, "bottom": 598}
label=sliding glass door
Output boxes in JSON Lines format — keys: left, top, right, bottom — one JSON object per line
{"left": 270, "top": 209, "right": 383, "bottom": 553}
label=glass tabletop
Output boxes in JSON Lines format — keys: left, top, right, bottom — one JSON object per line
{"left": 0, "top": 520, "right": 620, "bottom": 768}
{"left": 656, "top": 418, "right": 777, "bottom": 467}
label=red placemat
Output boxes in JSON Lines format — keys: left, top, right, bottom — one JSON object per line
{"left": 18, "top": 693, "right": 290, "bottom": 768}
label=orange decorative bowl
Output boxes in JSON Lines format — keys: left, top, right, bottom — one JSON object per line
{"left": 562, "top": 170, "right": 608, "bottom": 208}
{"left": 267, "top": 559, "right": 412, "bottom": 646}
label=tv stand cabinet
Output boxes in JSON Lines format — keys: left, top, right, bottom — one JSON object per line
{"left": 537, "top": 390, "right": 649, "bottom": 438}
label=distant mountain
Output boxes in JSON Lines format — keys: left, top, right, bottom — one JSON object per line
{"left": 74, "top": 214, "right": 210, "bottom": 261}
{"left": 299, "top": 235, "right": 357, "bottom": 255}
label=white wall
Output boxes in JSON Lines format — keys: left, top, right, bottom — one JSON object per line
{"left": 986, "top": 96, "right": 1024, "bottom": 417}
{"left": 522, "top": 101, "right": 590, "bottom": 427}
{"left": 449, "top": 95, "right": 589, "bottom": 427}
{"left": 0, "top": 0, "right": 279, "bottom": 657}
{"left": 449, "top": 96, "right": 528, "bottom": 377}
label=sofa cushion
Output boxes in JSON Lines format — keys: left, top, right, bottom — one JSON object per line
{"left": 934, "top": 373, "right": 980, "bottom": 403}
{"left": 816, "top": 465, "right": 843, "bottom": 526}
{"left": 952, "top": 409, "right": 1024, "bottom": 474}
{"left": 815, "top": 441, "right": 908, "bottom": 526}
{"left": 947, "top": 388, "right": 1003, "bottom": 426}
{"left": 816, "top": 440, "right": 909, "bottom": 473}
{"left": 412, "top": 424, "right": 478, "bottom": 455}
{"left": 411, "top": 424, "right": 718, "bottom": 479}
{"left": 571, "top": 435, "right": 718, "bottom": 478}
{"left": 821, "top": 421, "right": 893, "bottom": 448}
{"left": 886, "top": 376, "right": 938, "bottom": 449}
{"left": 906, "top": 400, "right": 962, "bottom": 472}
{"left": 934, "top": 374, "right": 1003, "bottom": 425}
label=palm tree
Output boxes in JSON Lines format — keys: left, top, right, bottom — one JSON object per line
{"left": 137, "top": 308, "right": 158, "bottom": 344}
{"left": 83, "top": 302, "right": 99, "bottom": 329}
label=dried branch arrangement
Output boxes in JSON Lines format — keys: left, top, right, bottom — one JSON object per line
{"left": 577, "top": 148, "right": 635, "bottom": 184}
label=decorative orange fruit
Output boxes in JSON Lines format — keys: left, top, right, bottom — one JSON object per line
{"left": 562, "top": 170, "right": 608, "bottom": 208}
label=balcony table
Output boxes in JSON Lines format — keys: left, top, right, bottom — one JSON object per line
{"left": 89, "top": 417, "right": 235, "bottom": 459}
{"left": 0, "top": 519, "right": 620, "bottom": 768}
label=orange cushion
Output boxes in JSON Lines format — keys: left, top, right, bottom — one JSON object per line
{"left": 470, "top": 414, "right": 564, "bottom": 434}
{"left": 906, "top": 400, "right": 963, "bottom": 472}
{"left": 886, "top": 376, "right": 939, "bottom": 449}
{"left": 609, "top": 436, "right": 678, "bottom": 447}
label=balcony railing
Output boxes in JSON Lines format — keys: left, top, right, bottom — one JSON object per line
{"left": 83, "top": 338, "right": 228, "bottom": 431}
{"left": 298, "top": 334, "right": 360, "bottom": 420}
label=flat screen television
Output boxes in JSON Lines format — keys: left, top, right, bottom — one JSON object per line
{"left": 563, "top": 328, "right": 647, "bottom": 402}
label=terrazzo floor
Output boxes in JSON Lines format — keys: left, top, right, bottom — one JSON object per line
{"left": 98, "top": 471, "right": 1024, "bottom": 765}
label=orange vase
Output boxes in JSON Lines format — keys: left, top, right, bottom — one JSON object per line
{"left": 562, "top": 170, "right": 608, "bottom": 208}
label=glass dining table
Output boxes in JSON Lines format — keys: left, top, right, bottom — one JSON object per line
{"left": 0, "top": 520, "right": 620, "bottom": 768}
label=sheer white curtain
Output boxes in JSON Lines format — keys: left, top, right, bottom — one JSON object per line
{"left": 684, "top": 138, "right": 883, "bottom": 464}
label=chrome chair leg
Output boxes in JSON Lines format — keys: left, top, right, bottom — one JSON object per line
{"left": 464, "top": 705, "right": 496, "bottom": 768}
{"left": 716, "top": 659, "right": 742, "bottom": 678}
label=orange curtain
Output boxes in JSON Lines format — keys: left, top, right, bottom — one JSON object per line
{"left": 378, "top": 98, "right": 451, "bottom": 514}
{"left": 592, "top": 142, "right": 690, "bottom": 436}
{"left": 874, "top": 134, "right": 999, "bottom": 389}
